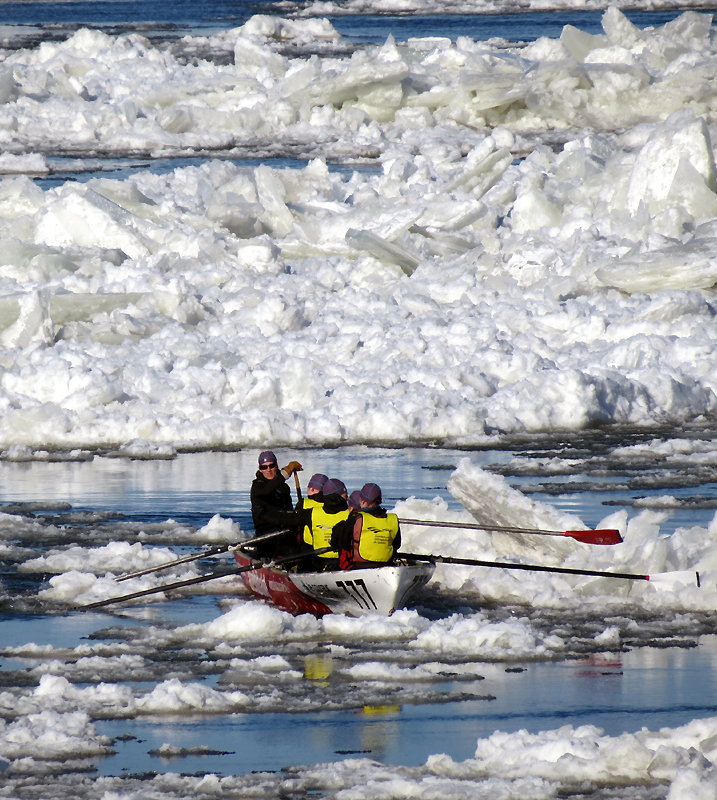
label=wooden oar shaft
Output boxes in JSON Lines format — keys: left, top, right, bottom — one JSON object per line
{"left": 115, "top": 529, "right": 290, "bottom": 582}
{"left": 398, "top": 518, "right": 622, "bottom": 544}
{"left": 398, "top": 552, "right": 650, "bottom": 581}
{"left": 81, "top": 547, "right": 331, "bottom": 610}
{"left": 116, "top": 545, "right": 230, "bottom": 582}
{"left": 87, "top": 567, "right": 248, "bottom": 607}
{"left": 400, "top": 517, "right": 576, "bottom": 535}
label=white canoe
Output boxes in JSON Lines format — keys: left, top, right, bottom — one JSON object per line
{"left": 234, "top": 551, "right": 434, "bottom": 617}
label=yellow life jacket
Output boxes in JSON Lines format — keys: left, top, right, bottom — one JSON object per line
{"left": 357, "top": 512, "right": 399, "bottom": 563}
{"left": 311, "top": 504, "right": 350, "bottom": 559}
{"left": 301, "top": 497, "right": 323, "bottom": 546}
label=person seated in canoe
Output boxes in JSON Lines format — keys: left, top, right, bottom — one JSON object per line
{"left": 308, "top": 477, "right": 350, "bottom": 571}
{"left": 299, "top": 473, "right": 328, "bottom": 516}
{"left": 250, "top": 450, "right": 304, "bottom": 557}
{"left": 332, "top": 483, "right": 401, "bottom": 570}
{"left": 296, "top": 473, "right": 328, "bottom": 568}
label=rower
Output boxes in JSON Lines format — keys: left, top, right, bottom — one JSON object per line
{"left": 333, "top": 483, "right": 401, "bottom": 570}
{"left": 297, "top": 473, "right": 328, "bottom": 561}
{"left": 348, "top": 490, "right": 361, "bottom": 511}
{"left": 250, "top": 450, "right": 303, "bottom": 557}
{"left": 308, "top": 478, "right": 349, "bottom": 571}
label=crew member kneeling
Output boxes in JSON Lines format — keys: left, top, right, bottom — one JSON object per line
{"left": 333, "top": 483, "right": 401, "bottom": 570}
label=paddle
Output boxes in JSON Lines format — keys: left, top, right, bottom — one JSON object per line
{"left": 115, "top": 529, "right": 290, "bottom": 582}
{"left": 397, "top": 518, "right": 622, "bottom": 545}
{"left": 294, "top": 472, "right": 303, "bottom": 504}
{"left": 398, "top": 552, "right": 701, "bottom": 586}
{"left": 81, "top": 547, "right": 332, "bottom": 610}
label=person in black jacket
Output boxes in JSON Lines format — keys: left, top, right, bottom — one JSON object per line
{"left": 249, "top": 450, "right": 303, "bottom": 556}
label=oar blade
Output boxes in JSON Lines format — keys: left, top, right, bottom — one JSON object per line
{"left": 564, "top": 529, "right": 623, "bottom": 545}
{"left": 647, "top": 570, "right": 701, "bottom": 589}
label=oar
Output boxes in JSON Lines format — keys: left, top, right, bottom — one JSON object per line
{"left": 294, "top": 472, "right": 303, "bottom": 504}
{"left": 398, "top": 552, "right": 700, "bottom": 586}
{"left": 81, "top": 548, "right": 332, "bottom": 610}
{"left": 397, "top": 518, "right": 622, "bottom": 545}
{"left": 115, "top": 529, "right": 290, "bottom": 582}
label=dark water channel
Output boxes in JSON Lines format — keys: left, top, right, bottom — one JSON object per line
{"left": 0, "top": 3, "right": 690, "bottom": 43}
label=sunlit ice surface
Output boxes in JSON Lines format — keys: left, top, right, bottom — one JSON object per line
{"left": 0, "top": 11, "right": 716, "bottom": 451}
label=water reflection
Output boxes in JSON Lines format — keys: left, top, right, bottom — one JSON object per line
{"left": 304, "top": 653, "right": 333, "bottom": 686}
{"left": 359, "top": 708, "right": 401, "bottom": 760}
{"left": 0, "top": 447, "right": 503, "bottom": 523}
{"left": 573, "top": 653, "right": 623, "bottom": 677}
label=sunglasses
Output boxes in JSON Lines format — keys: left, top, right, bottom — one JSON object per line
{"left": 259, "top": 463, "right": 277, "bottom": 471}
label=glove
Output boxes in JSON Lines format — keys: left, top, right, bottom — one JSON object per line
{"left": 283, "top": 461, "right": 303, "bottom": 475}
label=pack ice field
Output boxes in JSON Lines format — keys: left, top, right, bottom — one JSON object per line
{"left": 3, "top": 6, "right": 717, "bottom": 799}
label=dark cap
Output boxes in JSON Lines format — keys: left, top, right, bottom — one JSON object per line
{"left": 330, "top": 478, "right": 346, "bottom": 496}
{"left": 308, "top": 473, "right": 328, "bottom": 491}
{"left": 348, "top": 490, "right": 362, "bottom": 510}
{"left": 360, "top": 482, "right": 382, "bottom": 505}
{"left": 258, "top": 450, "right": 277, "bottom": 465}
{"left": 324, "top": 478, "right": 347, "bottom": 497}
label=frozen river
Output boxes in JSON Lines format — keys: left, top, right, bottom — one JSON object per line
{"left": 2, "top": 1, "right": 717, "bottom": 796}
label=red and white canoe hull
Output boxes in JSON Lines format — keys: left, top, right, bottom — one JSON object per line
{"left": 234, "top": 552, "right": 434, "bottom": 617}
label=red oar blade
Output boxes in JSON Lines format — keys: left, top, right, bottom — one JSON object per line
{"left": 563, "top": 529, "right": 623, "bottom": 545}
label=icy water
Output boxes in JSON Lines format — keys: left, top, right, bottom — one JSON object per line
{"left": 327, "top": 10, "right": 688, "bottom": 45}
{"left": 3, "top": 439, "right": 717, "bottom": 777}
{"left": 91, "top": 640, "right": 717, "bottom": 775}
{"left": 33, "top": 156, "right": 381, "bottom": 192}
{"left": 0, "top": 3, "right": 687, "bottom": 42}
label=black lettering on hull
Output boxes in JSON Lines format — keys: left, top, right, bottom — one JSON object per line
{"left": 335, "top": 578, "right": 377, "bottom": 610}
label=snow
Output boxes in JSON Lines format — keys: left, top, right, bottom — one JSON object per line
{"left": 19, "top": 541, "right": 191, "bottom": 575}
{"left": 205, "top": 601, "right": 306, "bottom": 639}
{"left": 0, "top": 710, "right": 113, "bottom": 761}
{"left": 0, "top": 10, "right": 714, "bottom": 449}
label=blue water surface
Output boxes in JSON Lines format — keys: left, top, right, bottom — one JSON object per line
{"left": 0, "top": 2, "right": 691, "bottom": 43}
{"left": 1, "top": 447, "right": 716, "bottom": 776}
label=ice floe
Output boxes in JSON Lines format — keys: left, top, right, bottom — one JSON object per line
{"left": 398, "top": 459, "right": 717, "bottom": 612}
